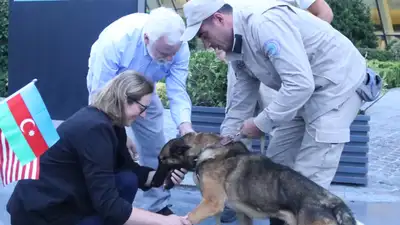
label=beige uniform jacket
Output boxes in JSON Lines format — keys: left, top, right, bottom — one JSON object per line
{"left": 221, "top": 0, "right": 366, "bottom": 137}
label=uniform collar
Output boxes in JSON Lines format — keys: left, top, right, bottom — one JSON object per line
{"left": 226, "top": 9, "right": 244, "bottom": 62}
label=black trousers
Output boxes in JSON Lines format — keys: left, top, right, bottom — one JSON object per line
{"left": 9, "top": 171, "right": 139, "bottom": 225}
{"left": 76, "top": 171, "right": 139, "bottom": 225}
{"left": 270, "top": 218, "right": 286, "bottom": 225}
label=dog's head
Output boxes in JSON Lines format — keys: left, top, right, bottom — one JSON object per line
{"left": 150, "top": 132, "right": 251, "bottom": 188}
{"left": 159, "top": 136, "right": 197, "bottom": 169}
{"left": 151, "top": 133, "right": 200, "bottom": 188}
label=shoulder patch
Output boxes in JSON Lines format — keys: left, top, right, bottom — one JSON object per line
{"left": 263, "top": 39, "right": 280, "bottom": 58}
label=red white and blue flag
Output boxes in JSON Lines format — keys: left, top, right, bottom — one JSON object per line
{"left": 0, "top": 79, "right": 59, "bottom": 186}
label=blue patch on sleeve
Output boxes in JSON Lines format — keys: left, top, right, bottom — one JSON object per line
{"left": 263, "top": 39, "right": 280, "bottom": 58}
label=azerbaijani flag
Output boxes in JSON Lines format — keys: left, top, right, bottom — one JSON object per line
{"left": 0, "top": 79, "right": 59, "bottom": 166}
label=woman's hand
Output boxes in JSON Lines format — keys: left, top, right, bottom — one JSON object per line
{"left": 126, "top": 137, "right": 138, "bottom": 161}
{"left": 170, "top": 168, "right": 188, "bottom": 185}
{"left": 127, "top": 207, "right": 192, "bottom": 225}
{"left": 163, "top": 215, "right": 192, "bottom": 225}
{"left": 145, "top": 168, "right": 188, "bottom": 188}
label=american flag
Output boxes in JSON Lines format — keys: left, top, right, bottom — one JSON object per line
{"left": 0, "top": 129, "right": 40, "bottom": 186}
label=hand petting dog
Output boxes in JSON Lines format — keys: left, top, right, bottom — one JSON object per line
{"left": 220, "top": 118, "right": 264, "bottom": 146}
{"left": 146, "top": 168, "right": 188, "bottom": 188}
{"left": 240, "top": 118, "right": 263, "bottom": 138}
{"left": 126, "top": 137, "right": 139, "bottom": 161}
{"left": 170, "top": 168, "right": 188, "bottom": 185}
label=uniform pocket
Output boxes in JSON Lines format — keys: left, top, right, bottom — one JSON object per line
{"left": 307, "top": 107, "right": 351, "bottom": 144}
{"left": 314, "top": 127, "right": 350, "bottom": 144}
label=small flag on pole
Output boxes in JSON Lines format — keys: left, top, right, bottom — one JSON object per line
{"left": 0, "top": 79, "right": 59, "bottom": 166}
{"left": 0, "top": 129, "right": 40, "bottom": 186}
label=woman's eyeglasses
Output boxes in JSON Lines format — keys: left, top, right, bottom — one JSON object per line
{"left": 127, "top": 96, "right": 149, "bottom": 114}
{"left": 135, "top": 100, "right": 149, "bottom": 114}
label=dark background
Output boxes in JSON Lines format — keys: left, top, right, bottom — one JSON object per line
{"left": 8, "top": 0, "right": 143, "bottom": 120}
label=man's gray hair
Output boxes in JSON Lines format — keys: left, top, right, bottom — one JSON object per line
{"left": 143, "top": 7, "right": 186, "bottom": 45}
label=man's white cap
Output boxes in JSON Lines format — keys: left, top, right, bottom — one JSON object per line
{"left": 180, "top": 0, "right": 226, "bottom": 42}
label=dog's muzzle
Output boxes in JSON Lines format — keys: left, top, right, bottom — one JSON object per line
{"left": 151, "top": 162, "right": 173, "bottom": 188}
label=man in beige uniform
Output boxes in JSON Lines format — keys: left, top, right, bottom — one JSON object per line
{"left": 217, "top": 0, "right": 334, "bottom": 223}
{"left": 222, "top": 0, "right": 333, "bottom": 151}
{"left": 223, "top": 0, "right": 333, "bottom": 126}
{"left": 181, "top": 0, "right": 377, "bottom": 224}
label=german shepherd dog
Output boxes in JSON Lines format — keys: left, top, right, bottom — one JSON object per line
{"left": 151, "top": 132, "right": 356, "bottom": 225}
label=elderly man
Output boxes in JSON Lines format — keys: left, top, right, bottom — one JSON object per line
{"left": 217, "top": 0, "right": 334, "bottom": 222}
{"left": 86, "top": 7, "right": 194, "bottom": 215}
{"left": 181, "top": 0, "right": 378, "bottom": 224}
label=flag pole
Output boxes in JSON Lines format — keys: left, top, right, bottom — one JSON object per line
{"left": 0, "top": 79, "right": 39, "bottom": 104}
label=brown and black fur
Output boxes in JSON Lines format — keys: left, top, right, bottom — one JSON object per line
{"left": 150, "top": 132, "right": 224, "bottom": 188}
{"left": 152, "top": 132, "right": 356, "bottom": 225}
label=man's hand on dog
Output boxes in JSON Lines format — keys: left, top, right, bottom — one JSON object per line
{"left": 240, "top": 118, "right": 263, "bottom": 138}
{"left": 220, "top": 118, "right": 263, "bottom": 145}
{"left": 220, "top": 135, "right": 234, "bottom": 145}
{"left": 179, "top": 122, "right": 195, "bottom": 136}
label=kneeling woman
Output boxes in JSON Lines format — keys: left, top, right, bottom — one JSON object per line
{"left": 7, "top": 71, "right": 190, "bottom": 225}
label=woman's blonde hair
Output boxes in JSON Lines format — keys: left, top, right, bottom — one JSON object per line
{"left": 90, "top": 70, "right": 154, "bottom": 126}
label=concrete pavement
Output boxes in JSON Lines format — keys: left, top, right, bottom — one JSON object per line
{"left": 133, "top": 186, "right": 400, "bottom": 225}
{"left": 1, "top": 183, "right": 399, "bottom": 225}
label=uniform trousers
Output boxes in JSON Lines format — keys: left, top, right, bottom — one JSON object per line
{"left": 225, "top": 63, "right": 362, "bottom": 188}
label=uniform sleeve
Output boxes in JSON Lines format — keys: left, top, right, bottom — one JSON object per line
{"left": 220, "top": 62, "right": 260, "bottom": 136}
{"left": 250, "top": 8, "right": 314, "bottom": 133}
{"left": 165, "top": 42, "right": 193, "bottom": 127}
{"left": 77, "top": 125, "right": 132, "bottom": 225}
{"left": 296, "top": 0, "right": 316, "bottom": 9}
{"left": 282, "top": 0, "right": 316, "bottom": 9}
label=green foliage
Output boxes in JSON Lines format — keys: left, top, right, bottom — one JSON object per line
{"left": 358, "top": 48, "right": 396, "bottom": 61}
{"left": 188, "top": 37, "right": 199, "bottom": 51}
{"left": 186, "top": 50, "right": 227, "bottom": 107}
{"left": 0, "top": 70, "right": 7, "bottom": 97}
{"left": 0, "top": 0, "right": 8, "bottom": 64}
{"left": 156, "top": 51, "right": 400, "bottom": 109}
{"left": 158, "top": 50, "right": 228, "bottom": 108}
{"left": 387, "top": 38, "right": 400, "bottom": 61}
{"left": 0, "top": 0, "right": 8, "bottom": 97}
{"left": 368, "top": 60, "right": 400, "bottom": 89}
{"left": 156, "top": 82, "right": 169, "bottom": 109}
{"left": 326, "top": 0, "right": 377, "bottom": 48}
